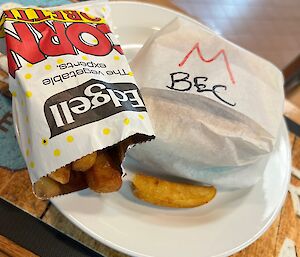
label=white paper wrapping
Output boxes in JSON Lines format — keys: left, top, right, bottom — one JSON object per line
{"left": 128, "top": 17, "right": 284, "bottom": 188}
{"left": 0, "top": 2, "right": 154, "bottom": 184}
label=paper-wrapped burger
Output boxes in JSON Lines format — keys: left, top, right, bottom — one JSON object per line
{"left": 0, "top": 1, "right": 155, "bottom": 198}
{"left": 128, "top": 17, "right": 284, "bottom": 189}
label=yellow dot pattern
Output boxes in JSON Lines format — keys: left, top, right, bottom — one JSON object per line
{"left": 25, "top": 91, "right": 32, "bottom": 98}
{"left": 128, "top": 71, "right": 134, "bottom": 76}
{"left": 57, "top": 58, "right": 64, "bottom": 64}
{"left": 92, "top": 39, "right": 98, "bottom": 44}
{"left": 29, "top": 161, "right": 35, "bottom": 169}
{"left": 26, "top": 149, "right": 30, "bottom": 157}
{"left": 123, "top": 118, "right": 130, "bottom": 125}
{"left": 25, "top": 73, "right": 32, "bottom": 79}
{"left": 26, "top": 63, "right": 33, "bottom": 68}
{"left": 11, "top": 91, "right": 16, "bottom": 97}
{"left": 114, "top": 55, "right": 120, "bottom": 60}
{"left": 45, "top": 64, "right": 52, "bottom": 70}
{"left": 102, "top": 18, "right": 106, "bottom": 23}
{"left": 84, "top": 7, "right": 89, "bottom": 12}
{"left": 101, "top": 6, "right": 106, "bottom": 12}
{"left": 82, "top": 56, "right": 88, "bottom": 61}
{"left": 66, "top": 135, "right": 74, "bottom": 143}
{"left": 138, "top": 114, "right": 144, "bottom": 120}
{"left": 53, "top": 149, "right": 61, "bottom": 157}
{"left": 42, "top": 138, "right": 48, "bottom": 146}
{"left": 102, "top": 128, "right": 110, "bottom": 135}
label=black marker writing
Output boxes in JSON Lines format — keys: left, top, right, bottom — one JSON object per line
{"left": 167, "top": 72, "right": 236, "bottom": 107}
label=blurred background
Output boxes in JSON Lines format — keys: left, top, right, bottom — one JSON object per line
{"left": 168, "top": 0, "right": 300, "bottom": 107}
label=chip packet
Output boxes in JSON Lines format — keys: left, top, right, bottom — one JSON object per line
{"left": 0, "top": 1, "right": 155, "bottom": 198}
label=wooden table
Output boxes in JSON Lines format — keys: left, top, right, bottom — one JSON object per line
{"left": 1, "top": 119, "right": 298, "bottom": 257}
{"left": 0, "top": 0, "right": 299, "bottom": 256}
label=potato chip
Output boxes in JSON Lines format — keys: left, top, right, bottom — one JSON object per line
{"left": 48, "top": 165, "right": 70, "bottom": 184}
{"left": 132, "top": 173, "right": 216, "bottom": 208}
{"left": 72, "top": 152, "right": 97, "bottom": 172}
{"left": 86, "top": 152, "right": 122, "bottom": 193}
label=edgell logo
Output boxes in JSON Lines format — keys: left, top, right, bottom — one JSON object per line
{"left": 44, "top": 79, "right": 146, "bottom": 138}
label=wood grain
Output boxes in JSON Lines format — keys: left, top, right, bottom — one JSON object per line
{"left": 0, "top": 169, "right": 48, "bottom": 218}
{"left": 233, "top": 134, "right": 296, "bottom": 257}
{"left": 0, "top": 251, "right": 9, "bottom": 257}
{"left": 283, "top": 54, "right": 300, "bottom": 82}
{"left": 232, "top": 216, "right": 281, "bottom": 257}
{"left": 284, "top": 100, "right": 300, "bottom": 126}
{"left": 0, "top": 235, "right": 39, "bottom": 257}
{"left": 273, "top": 137, "right": 300, "bottom": 257}
{"left": 0, "top": 168, "right": 14, "bottom": 192}
{"left": 0, "top": 1, "right": 298, "bottom": 257}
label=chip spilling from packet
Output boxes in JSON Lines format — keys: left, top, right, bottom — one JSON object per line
{"left": 0, "top": 1, "right": 155, "bottom": 199}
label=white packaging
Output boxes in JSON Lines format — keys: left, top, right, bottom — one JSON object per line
{"left": 0, "top": 2, "right": 155, "bottom": 192}
{"left": 128, "top": 17, "right": 284, "bottom": 188}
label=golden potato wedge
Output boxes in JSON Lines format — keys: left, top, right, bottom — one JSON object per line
{"left": 60, "top": 170, "right": 87, "bottom": 194}
{"left": 34, "top": 171, "right": 87, "bottom": 199}
{"left": 132, "top": 174, "right": 216, "bottom": 208}
{"left": 48, "top": 165, "right": 71, "bottom": 184}
{"left": 86, "top": 152, "right": 122, "bottom": 193}
{"left": 72, "top": 152, "right": 97, "bottom": 172}
{"left": 34, "top": 176, "right": 62, "bottom": 199}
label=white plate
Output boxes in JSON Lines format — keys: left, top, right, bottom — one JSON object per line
{"left": 51, "top": 2, "right": 291, "bottom": 257}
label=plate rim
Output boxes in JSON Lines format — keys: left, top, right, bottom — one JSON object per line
{"left": 52, "top": 1, "right": 292, "bottom": 257}
{"left": 52, "top": 121, "right": 291, "bottom": 257}
{"left": 215, "top": 121, "right": 291, "bottom": 257}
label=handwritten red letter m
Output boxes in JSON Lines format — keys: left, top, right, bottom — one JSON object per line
{"left": 178, "top": 42, "right": 236, "bottom": 85}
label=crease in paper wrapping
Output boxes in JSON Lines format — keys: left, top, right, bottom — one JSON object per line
{"left": 128, "top": 17, "right": 284, "bottom": 188}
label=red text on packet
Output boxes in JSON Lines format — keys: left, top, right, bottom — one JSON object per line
{"left": 178, "top": 42, "right": 236, "bottom": 85}
{"left": 3, "top": 9, "right": 103, "bottom": 23}
{"left": 4, "top": 21, "right": 123, "bottom": 78}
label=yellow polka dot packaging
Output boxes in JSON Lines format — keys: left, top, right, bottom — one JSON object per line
{"left": 0, "top": 1, "right": 155, "bottom": 199}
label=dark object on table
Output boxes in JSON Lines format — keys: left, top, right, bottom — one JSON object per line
{"left": 285, "top": 115, "right": 300, "bottom": 138}
{"left": 0, "top": 197, "right": 104, "bottom": 257}
{"left": 284, "top": 54, "right": 300, "bottom": 93}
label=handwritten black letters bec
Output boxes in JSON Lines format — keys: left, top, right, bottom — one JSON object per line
{"left": 166, "top": 72, "right": 236, "bottom": 107}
